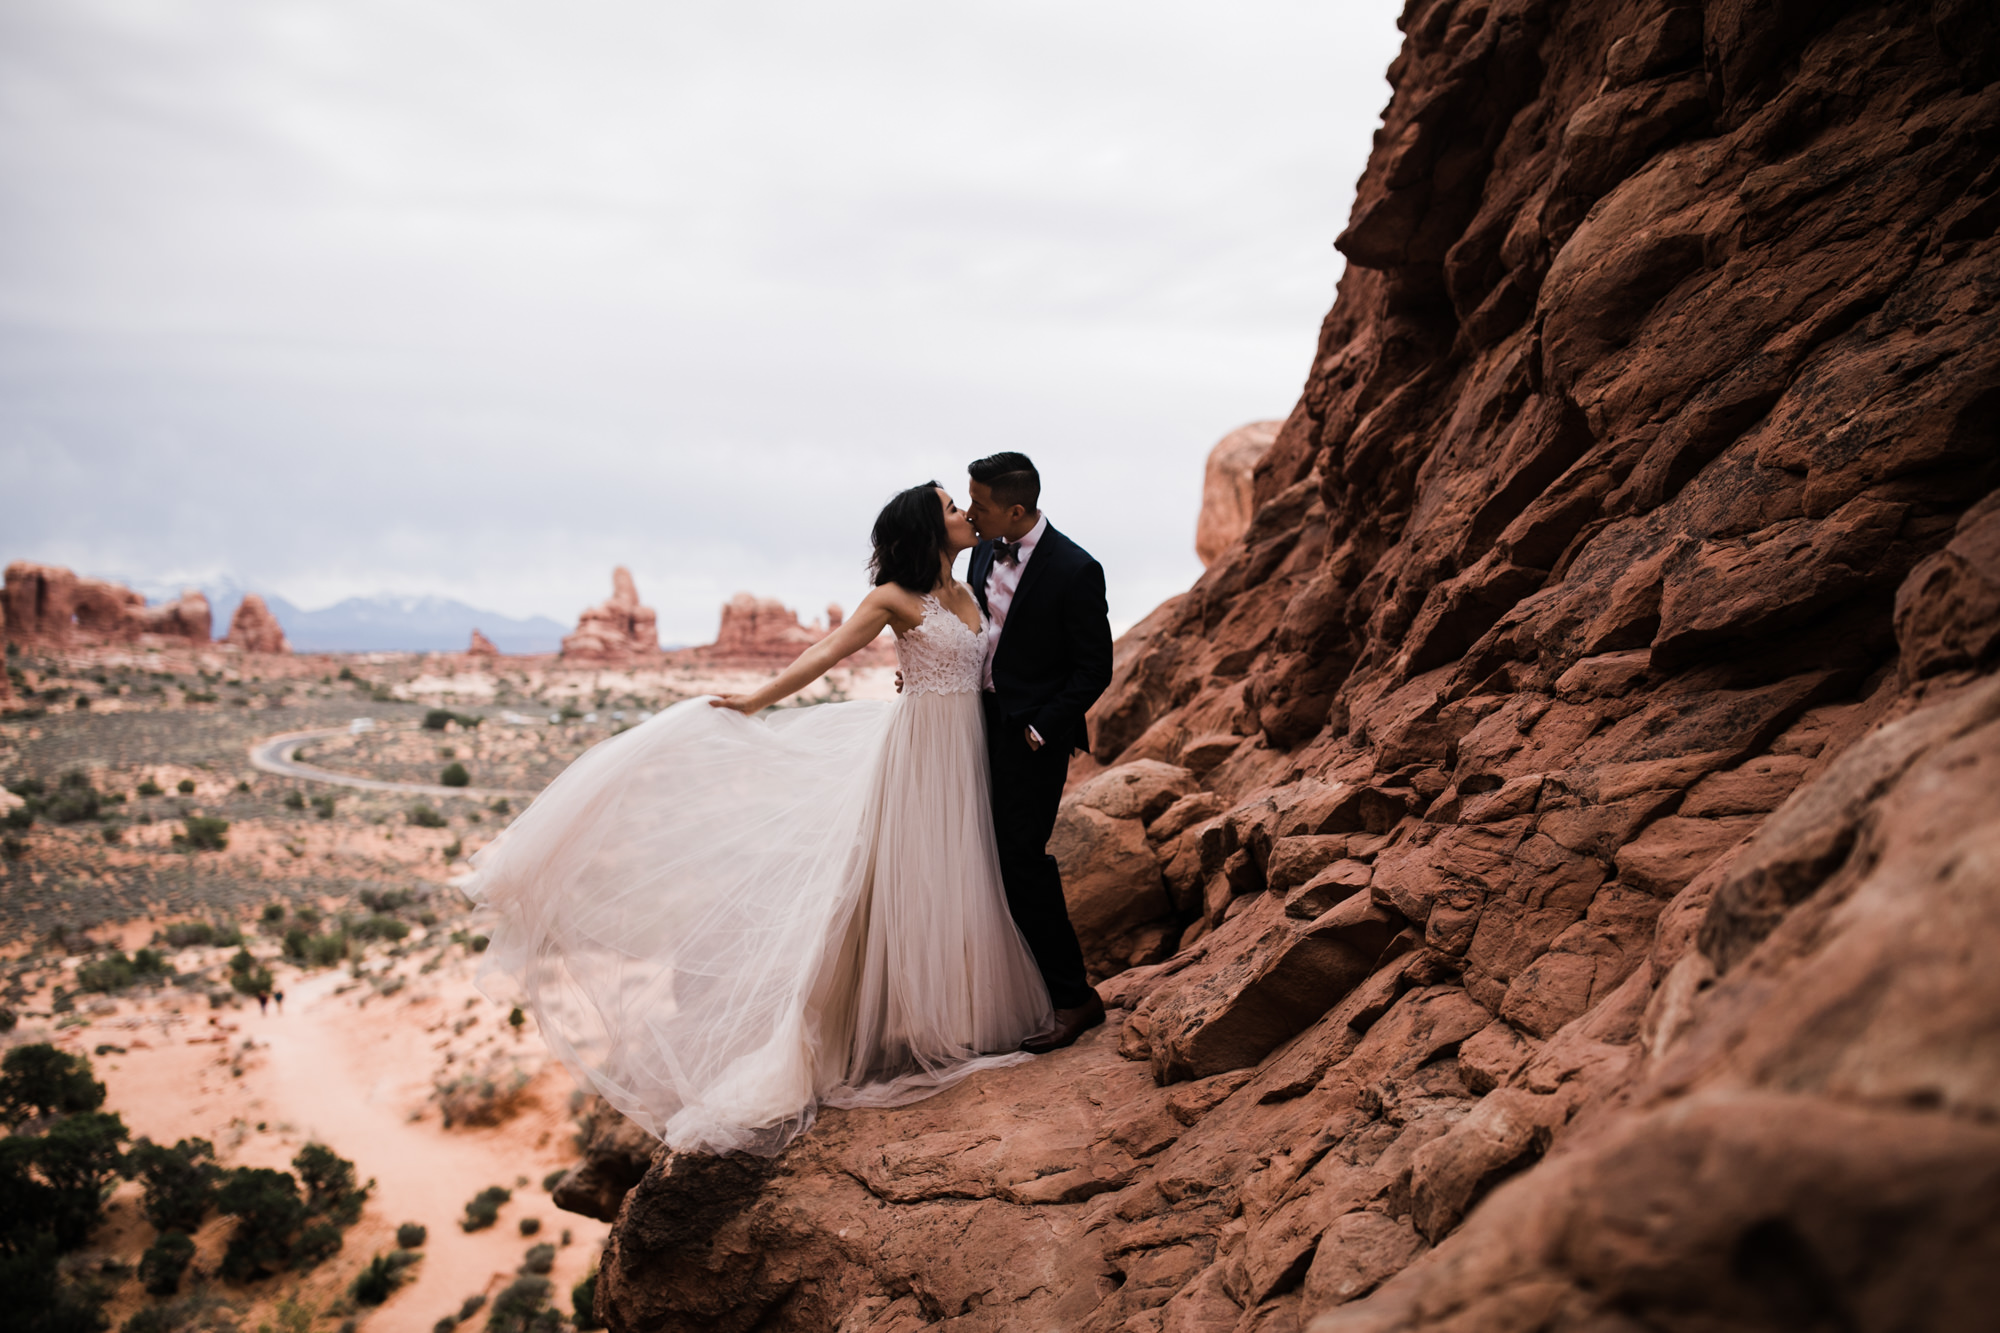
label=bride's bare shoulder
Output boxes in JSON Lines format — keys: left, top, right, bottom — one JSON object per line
{"left": 860, "top": 583, "right": 926, "bottom": 633}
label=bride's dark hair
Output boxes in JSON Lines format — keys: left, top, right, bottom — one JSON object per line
{"left": 870, "top": 482, "right": 949, "bottom": 594}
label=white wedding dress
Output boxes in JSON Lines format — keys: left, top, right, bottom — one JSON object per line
{"left": 461, "top": 593, "right": 1053, "bottom": 1155}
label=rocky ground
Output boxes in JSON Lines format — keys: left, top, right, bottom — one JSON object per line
{"left": 575, "top": 3, "right": 2000, "bottom": 1331}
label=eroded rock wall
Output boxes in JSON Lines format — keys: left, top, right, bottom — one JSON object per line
{"left": 586, "top": 3, "right": 2000, "bottom": 1330}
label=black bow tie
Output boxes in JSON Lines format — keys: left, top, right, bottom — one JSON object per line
{"left": 992, "top": 540, "right": 1019, "bottom": 566}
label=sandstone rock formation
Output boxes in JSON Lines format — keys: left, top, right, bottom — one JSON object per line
{"left": 579, "top": 4, "right": 2000, "bottom": 1330}
{"left": 676, "top": 595, "right": 897, "bottom": 669}
{"left": 467, "top": 628, "right": 500, "bottom": 657}
{"left": 2, "top": 562, "right": 210, "bottom": 646}
{"left": 1197, "top": 421, "right": 1282, "bottom": 567}
{"left": 223, "top": 593, "right": 288, "bottom": 653}
{"left": 562, "top": 567, "right": 661, "bottom": 661}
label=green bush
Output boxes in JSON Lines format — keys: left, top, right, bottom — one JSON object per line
{"left": 136, "top": 778, "right": 164, "bottom": 797}
{"left": 215, "top": 1166, "right": 307, "bottom": 1280}
{"left": 350, "top": 915, "right": 410, "bottom": 943}
{"left": 126, "top": 1136, "right": 219, "bottom": 1233}
{"left": 439, "top": 763, "right": 470, "bottom": 788}
{"left": 519, "top": 1241, "right": 554, "bottom": 1273}
{"left": 31, "top": 1109, "right": 131, "bottom": 1249}
{"left": 1, "top": 1044, "right": 105, "bottom": 1123}
{"left": 485, "top": 1275, "right": 552, "bottom": 1333}
{"left": 43, "top": 771, "right": 103, "bottom": 824}
{"left": 282, "top": 928, "right": 347, "bottom": 969}
{"left": 161, "top": 921, "right": 214, "bottom": 948}
{"left": 540, "top": 1169, "right": 567, "bottom": 1193}
{"left": 351, "top": 1249, "right": 421, "bottom": 1306}
{"left": 408, "top": 805, "right": 448, "bottom": 829}
{"left": 1, "top": 806, "right": 32, "bottom": 832}
{"left": 422, "top": 709, "right": 454, "bottom": 731}
{"left": 459, "top": 1184, "right": 511, "bottom": 1232}
{"left": 139, "top": 1229, "right": 196, "bottom": 1296}
{"left": 489, "top": 798, "right": 511, "bottom": 815}
{"left": 359, "top": 887, "right": 414, "bottom": 912}
{"left": 311, "top": 794, "right": 338, "bottom": 819}
{"left": 397, "top": 1222, "right": 428, "bottom": 1249}
{"left": 175, "top": 816, "right": 229, "bottom": 852}
{"left": 176, "top": 779, "right": 196, "bottom": 794}
{"left": 572, "top": 1272, "right": 602, "bottom": 1331}
{"left": 0, "top": 1231, "right": 107, "bottom": 1333}
{"left": 76, "top": 948, "right": 169, "bottom": 993}
{"left": 283, "top": 791, "right": 306, "bottom": 811}
{"left": 291, "top": 1219, "right": 343, "bottom": 1269}
{"left": 294, "top": 1142, "right": 371, "bottom": 1225}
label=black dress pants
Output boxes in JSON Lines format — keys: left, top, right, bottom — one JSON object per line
{"left": 983, "top": 692, "right": 1093, "bottom": 1009}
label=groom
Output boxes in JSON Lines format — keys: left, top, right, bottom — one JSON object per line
{"left": 966, "top": 452, "right": 1114, "bottom": 1053}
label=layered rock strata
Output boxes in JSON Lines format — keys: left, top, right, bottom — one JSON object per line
{"left": 583, "top": 3, "right": 2000, "bottom": 1330}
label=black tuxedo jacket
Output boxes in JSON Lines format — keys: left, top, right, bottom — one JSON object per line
{"left": 970, "top": 523, "right": 1114, "bottom": 755}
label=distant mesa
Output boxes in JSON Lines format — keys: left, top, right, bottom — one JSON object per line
{"left": 561, "top": 566, "right": 661, "bottom": 662}
{"left": 467, "top": 628, "right": 500, "bottom": 657}
{"left": 1195, "top": 421, "right": 1281, "bottom": 568}
{"left": 224, "top": 593, "right": 290, "bottom": 654}
{"left": 560, "top": 567, "right": 894, "bottom": 669}
{"left": 3, "top": 561, "right": 210, "bottom": 647}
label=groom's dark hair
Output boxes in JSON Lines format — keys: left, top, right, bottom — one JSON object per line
{"left": 969, "top": 452, "right": 1040, "bottom": 512}
{"left": 870, "top": 482, "right": 950, "bottom": 594}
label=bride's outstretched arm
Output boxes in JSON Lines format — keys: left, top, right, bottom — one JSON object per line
{"left": 709, "top": 591, "right": 905, "bottom": 713}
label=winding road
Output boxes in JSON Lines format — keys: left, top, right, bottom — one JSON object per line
{"left": 248, "top": 726, "right": 536, "bottom": 800}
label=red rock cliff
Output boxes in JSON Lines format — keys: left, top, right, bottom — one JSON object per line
{"left": 562, "top": 567, "right": 661, "bottom": 661}
{"left": 2, "top": 562, "right": 210, "bottom": 646}
{"left": 583, "top": 4, "right": 2000, "bottom": 1330}
{"left": 223, "top": 593, "right": 289, "bottom": 654}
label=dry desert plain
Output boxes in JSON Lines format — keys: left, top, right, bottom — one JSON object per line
{"left": 0, "top": 642, "right": 895, "bottom": 1333}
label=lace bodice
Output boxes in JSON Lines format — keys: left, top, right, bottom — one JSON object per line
{"left": 897, "top": 593, "right": 988, "bottom": 697}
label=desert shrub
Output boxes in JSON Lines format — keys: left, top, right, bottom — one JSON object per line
{"left": 43, "top": 772, "right": 103, "bottom": 824}
{"left": 29, "top": 1109, "right": 131, "bottom": 1249}
{"left": 101, "top": 825, "right": 122, "bottom": 844}
{"left": 407, "top": 805, "right": 448, "bottom": 829}
{"left": 519, "top": 1241, "right": 554, "bottom": 1273}
{"left": 459, "top": 1293, "right": 487, "bottom": 1321}
{"left": 174, "top": 816, "right": 228, "bottom": 852}
{"left": 439, "top": 763, "right": 470, "bottom": 788}
{"left": 0, "top": 1008, "right": 15, "bottom": 1033}
{"left": 2, "top": 836, "right": 26, "bottom": 859}
{"left": 1, "top": 1044, "right": 105, "bottom": 1123}
{"left": 459, "top": 1184, "right": 511, "bottom": 1232}
{"left": 160, "top": 922, "right": 214, "bottom": 948}
{"left": 351, "top": 1249, "right": 420, "bottom": 1306}
{"left": 126, "top": 1137, "right": 219, "bottom": 1232}
{"left": 311, "top": 795, "right": 338, "bottom": 819}
{"left": 489, "top": 798, "right": 511, "bottom": 815}
{"left": 136, "top": 779, "right": 164, "bottom": 797}
{"left": 261, "top": 903, "right": 286, "bottom": 925}
{"left": 540, "top": 1169, "right": 567, "bottom": 1193}
{"left": 294, "top": 905, "right": 321, "bottom": 927}
{"left": 294, "top": 1142, "right": 370, "bottom": 1225}
{"left": 1, "top": 806, "right": 32, "bottom": 832}
{"left": 442, "top": 839, "right": 463, "bottom": 861}
{"left": 359, "top": 887, "right": 414, "bottom": 912}
{"left": 0, "top": 1231, "right": 108, "bottom": 1333}
{"left": 485, "top": 1275, "right": 552, "bottom": 1333}
{"left": 76, "top": 949, "right": 168, "bottom": 993}
{"left": 282, "top": 928, "right": 347, "bottom": 969}
{"left": 422, "top": 709, "right": 454, "bottom": 731}
{"left": 138, "top": 1229, "right": 196, "bottom": 1296}
{"left": 350, "top": 915, "right": 409, "bottom": 943}
{"left": 291, "top": 1220, "right": 343, "bottom": 1269}
{"left": 571, "top": 1272, "right": 601, "bottom": 1331}
{"left": 396, "top": 1222, "right": 427, "bottom": 1249}
{"left": 283, "top": 791, "right": 305, "bottom": 811}
{"left": 215, "top": 1167, "right": 306, "bottom": 1280}
{"left": 176, "top": 779, "right": 196, "bottom": 795}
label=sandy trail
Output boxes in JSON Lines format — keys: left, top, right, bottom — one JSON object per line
{"left": 84, "top": 937, "right": 611, "bottom": 1332}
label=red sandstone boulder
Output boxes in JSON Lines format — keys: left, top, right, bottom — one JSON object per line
{"left": 562, "top": 566, "right": 660, "bottom": 661}
{"left": 224, "top": 594, "right": 288, "bottom": 653}
{"left": 1195, "top": 421, "right": 1281, "bottom": 567}
{"left": 467, "top": 628, "right": 500, "bottom": 657}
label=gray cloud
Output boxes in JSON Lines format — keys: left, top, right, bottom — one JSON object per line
{"left": 0, "top": 0, "right": 1401, "bottom": 641}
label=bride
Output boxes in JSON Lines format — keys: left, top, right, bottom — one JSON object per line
{"left": 461, "top": 483, "right": 1054, "bottom": 1155}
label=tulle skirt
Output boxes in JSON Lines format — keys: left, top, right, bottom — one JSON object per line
{"left": 461, "top": 690, "right": 1053, "bottom": 1155}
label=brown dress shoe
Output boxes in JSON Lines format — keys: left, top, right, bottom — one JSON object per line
{"left": 1021, "top": 989, "right": 1106, "bottom": 1054}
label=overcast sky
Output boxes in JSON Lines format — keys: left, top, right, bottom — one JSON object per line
{"left": 0, "top": 0, "right": 1404, "bottom": 642}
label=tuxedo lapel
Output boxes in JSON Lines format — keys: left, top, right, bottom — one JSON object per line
{"left": 997, "top": 524, "right": 1063, "bottom": 651}
{"left": 970, "top": 543, "right": 992, "bottom": 616}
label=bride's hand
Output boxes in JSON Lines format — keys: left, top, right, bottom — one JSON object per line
{"left": 709, "top": 694, "right": 759, "bottom": 714}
